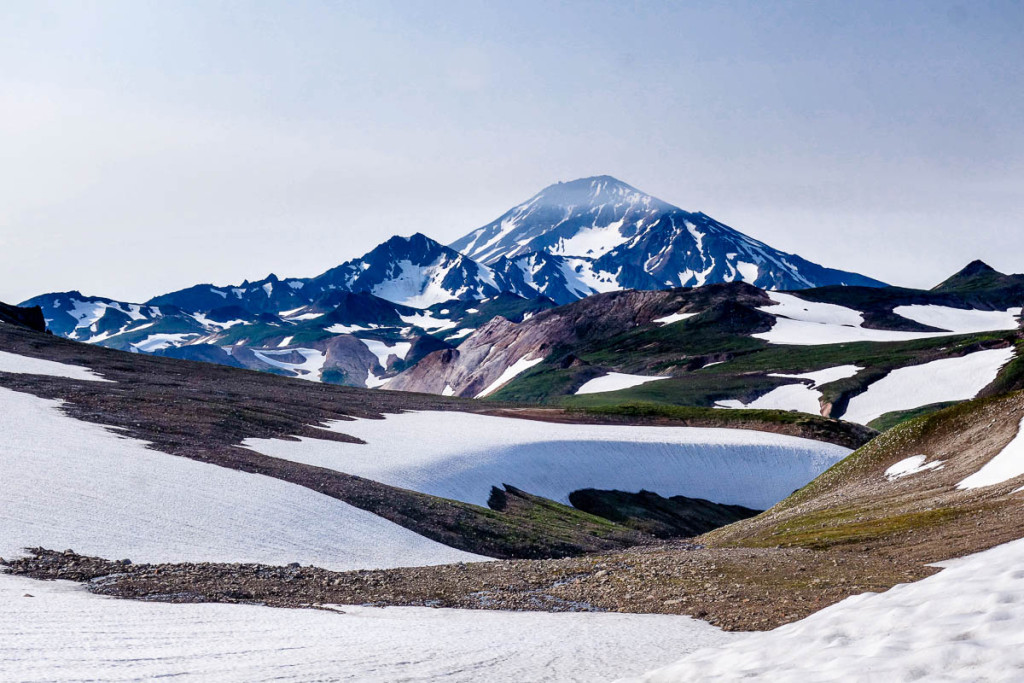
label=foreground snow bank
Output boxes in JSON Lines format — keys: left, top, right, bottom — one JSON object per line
{"left": 0, "top": 387, "right": 484, "bottom": 569}
{"left": 244, "top": 412, "right": 850, "bottom": 510}
{"left": 622, "top": 537, "right": 1024, "bottom": 682}
{"left": 0, "top": 349, "right": 111, "bottom": 382}
{"left": 0, "top": 574, "right": 732, "bottom": 683}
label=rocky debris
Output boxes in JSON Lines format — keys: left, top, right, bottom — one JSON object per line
{"left": 4, "top": 544, "right": 932, "bottom": 632}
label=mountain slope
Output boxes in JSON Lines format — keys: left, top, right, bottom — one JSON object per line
{"left": 388, "top": 265, "right": 1022, "bottom": 430}
{"left": 313, "top": 233, "right": 514, "bottom": 307}
{"left": 451, "top": 176, "right": 885, "bottom": 293}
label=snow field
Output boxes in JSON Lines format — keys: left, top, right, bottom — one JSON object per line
{"left": 0, "top": 349, "right": 111, "bottom": 382}
{"left": 893, "top": 304, "right": 1021, "bottom": 334}
{"left": 754, "top": 293, "right": 1019, "bottom": 346}
{"left": 0, "top": 573, "right": 732, "bottom": 683}
{"left": 0, "top": 387, "right": 484, "bottom": 569}
{"left": 715, "top": 365, "right": 861, "bottom": 415}
{"left": 957, "top": 416, "right": 1024, "bottom": 490}
{"left": 244, "top": 412, "right": 850, "bottom": 510}
{"left": 841, "top": 347, "right": 1014, "bottom": 424}
{"left": 624, "top": 537, "right": 1024, "bottom": 683}
{"left": 575, "top": 372, "right": 671, "bottom": 395}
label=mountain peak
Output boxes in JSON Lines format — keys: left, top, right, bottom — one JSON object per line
{"left": 532, "top": 175, "right": 662, "bottom": 210}
{"left": 450, "top": 176, "right": 885, "bottom": 290}
{"left": 955, "top": 260, "right": 999, "bottom": 278}
{"left": 933, "top": 260, "right": 1007, "bottom": 293}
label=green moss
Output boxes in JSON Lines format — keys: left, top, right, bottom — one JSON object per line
{"left": 867, "top": 402, "right": 960, "bottom": 432}
{"left": 746, "top": 507, "right": 963, "bottom": 550}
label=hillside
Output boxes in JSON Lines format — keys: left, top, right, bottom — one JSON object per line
{"left": 0, "top": 314, "right": 859, "bottom": 564}
{"left": 388, "top": 265, "right": 1023, "bottom": 432}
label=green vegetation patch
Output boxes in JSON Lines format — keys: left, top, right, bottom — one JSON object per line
{"left": 745, "top": 506, "right": 963, "bottom": 550}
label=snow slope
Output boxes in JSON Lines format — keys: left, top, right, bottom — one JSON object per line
{"left": 575, "top": 372, "right": 671, "bottom": 395}
{"left": 0, "top": 387, "right": 484, "bottom": 569}
{"left": 0, "top": 574, "right": 731, "bottom": 683}
{"left": 623, "top": 536, "right": 1024, "bottom": 683}
{"left": 893, "top": 304, "right": 1021, "bottom": 334}
{"left": 754, "top": 293, "right": 1010, "bottom": 345}
{"left": 0, "top": 350, "right": 111, "bottom": 383}
{"left": 957, "top": 416, "right": 1024, "bottom": 490}
{"left": 475, "top": 356, "right": 544, "bottom": 398}
{"left": 841, "top": 348, "right": 1014, "bottom": 424}
{"left": 244, "top": 412, "right": 850, "bottom": 510}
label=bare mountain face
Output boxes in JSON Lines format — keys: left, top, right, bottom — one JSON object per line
{"left": 451, "top": 176, "right": 886, "bottom": 302}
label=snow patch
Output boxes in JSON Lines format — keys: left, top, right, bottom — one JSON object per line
{"left": 885, "top": 455, "right": 944, "bottom": 481}
{"left": 894, "top": 305, "right": 1021, "bottom": 334}
{"left": 0, "top": 350, "right": 111, "bottom": 383}
{"left": 475, "top": 356, "right": 544, "bottom": 398}
{"left": 957, "top": 417, "right": 1024, "bottom": 490}
{"left": 251, "top": 348, "right": 326, "bottom": 381}
{"left": 0, "top": 570, "right": 731, "bottom": 683}
{"left": 717, "top": 365, "right": 861, "bottom": 416}
{"left": 653, "top": 311, "right": 699, "bottom": 326}
{"left": 842, "top": 348, "right": 1014, "bottom": 424}
{"left": 360, "top": 339, "right": 412, "bottom": 367}
{"left": 575, "top": 373, "right": 670, "bottom": 395}
{"left": 132, "top": 333, "right": 200, "bottom": 353}
{"left": 754, "top": 293, "right": 997, "bottom": 345}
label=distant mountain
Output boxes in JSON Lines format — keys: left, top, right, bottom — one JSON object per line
{"left": 312, "top": 233, "right": 509, "bottom": 307}
{"left": 21, "top": 174, "right": 897, "bottom": 386}
{"left": 451, "top": 175, "right": 886, "bottom": 294}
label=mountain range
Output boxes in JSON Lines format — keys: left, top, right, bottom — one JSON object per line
{"left": 22, "top": 175, "right": 889, "bottom": 385}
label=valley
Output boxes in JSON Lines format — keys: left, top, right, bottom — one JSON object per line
{"left": 3, "top": 178, "right": 1023, "bottom": 681}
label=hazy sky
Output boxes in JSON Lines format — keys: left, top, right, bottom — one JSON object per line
{"left": 1, "top": 0, "right": 1022, "bottom": 303}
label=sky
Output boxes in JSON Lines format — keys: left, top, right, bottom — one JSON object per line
{"left": 1, "top": 0, "right": 1022, "bottom": 303}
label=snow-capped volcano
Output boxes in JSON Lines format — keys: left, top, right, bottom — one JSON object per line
{"left": 451, "top": 175, "right": 885, "bottom": 294}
